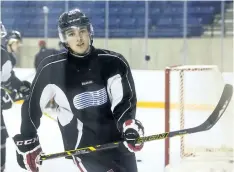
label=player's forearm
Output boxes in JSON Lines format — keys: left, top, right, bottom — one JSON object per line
{"left": 113, "top": 96, "right": 137, "bottom": 131}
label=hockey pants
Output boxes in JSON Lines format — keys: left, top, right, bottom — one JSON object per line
{"left": 72, "top": 149, "right": 138, "bottom": 172}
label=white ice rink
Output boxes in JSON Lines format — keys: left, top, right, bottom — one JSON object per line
{"left": 3, "top": 103, "right": 234, "bottom": 172}
{"left": 3, "top": 105, "right": 166, "bottom": 172}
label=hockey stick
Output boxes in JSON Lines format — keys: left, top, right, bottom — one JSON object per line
{"left": 40, "top": 84, "right": 233, "bottom": 161}
{"left": 2, "top": 87, "right": 25, "bottom": 103}
{"left": 43, "top": 112, "right": 58, "bottom": 122}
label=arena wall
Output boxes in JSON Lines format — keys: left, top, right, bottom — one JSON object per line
{"left": 19, "top": 37, "right": 233, "bottom": 72}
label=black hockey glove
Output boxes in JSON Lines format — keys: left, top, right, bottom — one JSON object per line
{"left": 19, "top": 80, "right": 31, "bottom": 97}
{"left": 13, "top": 134, "right": 43, "bottom": 172}
{"left": 121, "top": 119, "right": 144, "bottom": 153}
{"left": 1, "top": 88, "right": 12, "bottom": 110}
{"left": 2, "top": 80, "right": 31, "bottom": 101}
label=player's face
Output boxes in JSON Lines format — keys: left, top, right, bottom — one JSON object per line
{"left": 9, "top": 40, "right": 22, "bottom": 53}
{"left": 11, "top": 40, "right": 22, "bottom": 53}
{"left": 8, "top": 39, "right": 22, "bottom": 53}
{"left": 65, "top": 26, "right": 90, "bottom": 55}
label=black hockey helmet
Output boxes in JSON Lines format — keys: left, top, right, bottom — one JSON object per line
{"left": 4, "top": 30, "right": 22, "bottom": 45}
{"left": 58, "top": 8, "right": 94, "bottom": 45}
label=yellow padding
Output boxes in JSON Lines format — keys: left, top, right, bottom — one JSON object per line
{"left": 15, "top": 100, "right": 215, "bottom": 110}
{"left": 137, "top": 101, "right": 215, "bottom": 110}
{"left": 15, "top": 100, "right": 24, "bottom": 104}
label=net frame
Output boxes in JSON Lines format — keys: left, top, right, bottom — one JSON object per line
{"left": 164, "top": 65, "right": 223, "bottom": 166}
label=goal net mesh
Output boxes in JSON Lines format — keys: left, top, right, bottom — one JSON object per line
{"left": 164, "top": 65, "right": 234, "bottom": 172}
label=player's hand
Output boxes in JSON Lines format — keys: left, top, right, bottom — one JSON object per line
{"left": 13, "top": 134, "right": 43, "bottom": 172}
{"left": 122, "top": 119, "right": 144, "bottom": 152}
{"left": 1, "top": 88, "right": 12, "bottom": 110}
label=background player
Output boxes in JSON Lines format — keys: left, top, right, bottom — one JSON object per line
{"left": 1, "top": 22, "right": 30, "bottom": 172}
{"left": 3, "top": 30, "right": 22, "bottom": 67}
{"left": 34, "top": 40, "right": 60, "bottom": 70}
{"left": 2, "top": 29, "right": 31, "bottom": 101}
{"left": 13, "top": 9, "right": 144, "bottom": 172}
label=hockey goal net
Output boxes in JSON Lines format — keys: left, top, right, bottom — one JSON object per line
{"left": 164, "top": 65, "right": 234, "bottom": 172}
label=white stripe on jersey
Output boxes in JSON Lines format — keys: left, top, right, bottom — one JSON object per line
{"left": 1, "top": 60, "right": 13, "bottom": 82}
{"left": 29, "top": 58, "right": 66, "bottom": 129}
{"left": 72, "top": 156, "right": 88, "bottom": 172}
{"left": 40, "top": 84, "right": 84, "bottom": 149}
{"left": 107, "top": 74, "right": 123, "bottom": 112}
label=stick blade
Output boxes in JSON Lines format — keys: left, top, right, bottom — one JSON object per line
{"left": 201, "top": 84, "right": 233, "bottom": 130}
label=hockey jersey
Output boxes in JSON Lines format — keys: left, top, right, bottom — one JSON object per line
{"left": 1, "top": 45, "right": 23, "bottom": 90}
{"left": 21, "top": 46, "right": 137, "bottom": 152}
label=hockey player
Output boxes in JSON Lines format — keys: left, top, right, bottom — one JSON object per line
{"left": 13, "top": 9, "right": 144, "bottom": 172}
{"left": 4, "top": 30, "right": 22, "bottom": 67}
{"left": 1, "top": 22, "right": 31, "bottom": 171}
{"left": 34, "top": 40, "right": 60, "bottom": 70}
{"left": 3, "top": 30, "right": 31, "bottom": 99}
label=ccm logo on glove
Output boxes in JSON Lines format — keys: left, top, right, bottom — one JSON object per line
{"left": 16, "top": 137, "right": 39, "bottom": 146}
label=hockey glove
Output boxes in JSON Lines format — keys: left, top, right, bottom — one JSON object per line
{"left": 1, "top": 88, "right": 12, "bottom": 110}
{"left": 13, "top": 134, "right": 43, "bottom": 172}
{"left": 19, "top": 80, "right": 31, "bottom": 97}
{"left": 122, "top": 119, "right": 144, "bottom": 152}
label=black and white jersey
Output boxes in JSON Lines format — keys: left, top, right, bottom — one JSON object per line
{"left": 21, "top": 46, "right": 137, "bottom": 152}
{"left": 1, "top": 45, "right": 23, "bottom": 90}
{"left": 1, "top": 45, "right": 13, "bottom": 83}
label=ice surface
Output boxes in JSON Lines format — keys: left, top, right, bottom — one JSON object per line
{"left": 3, "top": 105, "right": 233, "bottom": 171}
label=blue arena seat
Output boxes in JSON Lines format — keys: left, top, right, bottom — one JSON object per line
{"left": 1, "top": 1, "right": 227, "bottom": 38}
